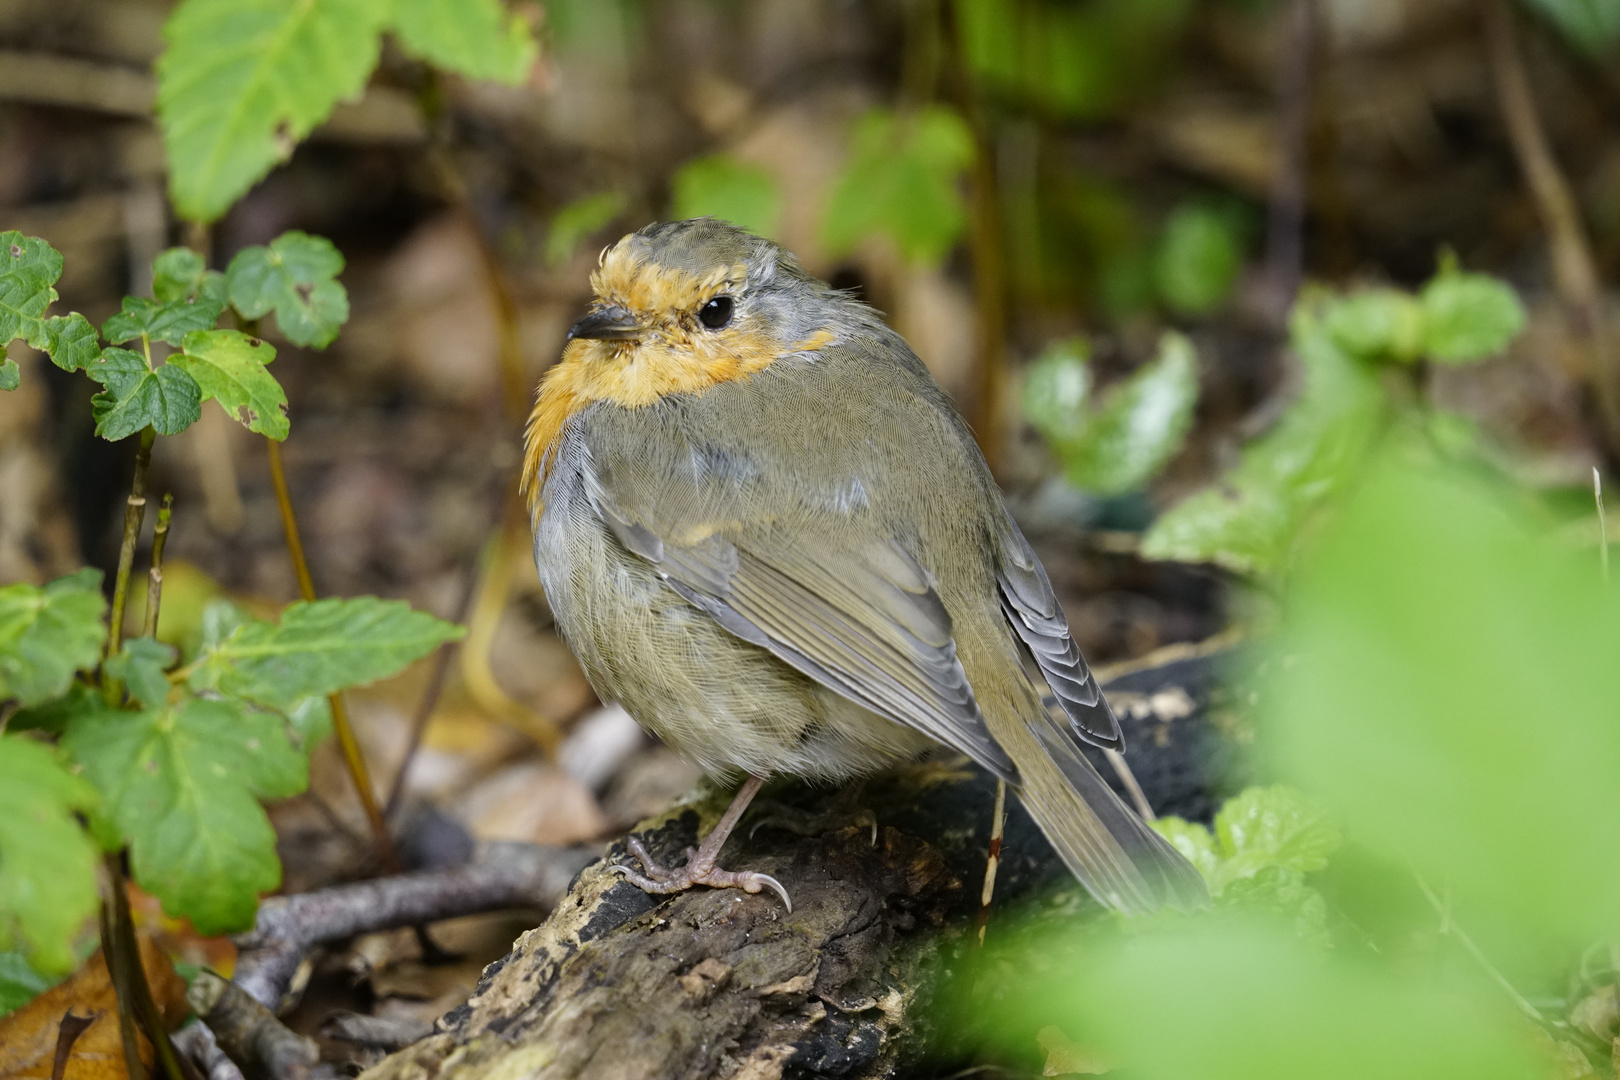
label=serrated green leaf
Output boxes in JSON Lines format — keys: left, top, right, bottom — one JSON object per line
{"left": 1323, "top": 287, "right": 1425, "bottom": 363}
{"left": 284, "top": 695, "right": 332, "bottom": 753}
{"left": 105, "top": 638, "right": 178, "bottom": 709}
{"left": 0, "top": 232, "right": 64, "bottom": 352}
{"left": 1023, "top": 339, "right": 1093, "bottom": 445}
{"left": 389, "top": 0, "right": 537, "bottom": 83}
{"left": 822, "top": 106, "right": 974, "bottom": 266}
{"left": 1141, "top": 306, "right": 1388, "bottom": 576}
{"left": 671, "top": 155, "right": 782, "bottom": 240}
{"left": 0, "top": 570, "right": 107, "bottom": 708}
{"left": 1213, "top": 785, "right": 1341, "bottom": 884}
{"left": 6, "top": 681, "right": 103, "bottom": 735}
{"left": 225, "top": 231, "right": 349, "bottom": 348}
{"left": 191, "top": 596, "right": 463, "bottom": 709}
{"left": 157, "top": 0, "right": 392, "bottom": 223}
{"left": 1419, "top": 270, "right": 1526, "bottom": 364}
{"left": 102, "top": 294, "right": 226, "bottom": 346}
{"left": 1215, "top": 866, "right": 1331, "bottom": 947}
{"left": 0, "top": 736, "right": 100, "bottom": 974}
{"left": 0, "top": 357, "right": 15, "bottom": 391}
{"left": 546, "top": 191, "right": 627, "bottom": 267}
{"left": 152, "top": 247, "right": 227, "bottom": 308}
{"left": 197, "top": 598, "right": 252, "bottom": 653}
{"left": 1050, "top": 332, "right": 1198, "bottom": 495}
{"left": 0, "top": 949, "right": 60, "bottom": 1017}
{"left": 62, "top": 697, "right": 305, "bottom": 934}
{"left": 42, "top": 313, "right": 101, "bottom": 373}
{"left": 1154, "top": 204, "right": 1242, "bottom": 317}
{"left": 169, "top": 329, "right": 288, "bottom": 440}
{"left": 86, "top": 349, "right": 202, "bottom": 440}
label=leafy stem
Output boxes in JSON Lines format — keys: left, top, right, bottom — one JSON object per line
{"left": 105, "top": 426, "right": 157, "bottom": 698}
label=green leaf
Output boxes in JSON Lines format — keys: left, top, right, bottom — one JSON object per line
{"left": 0, "top": 569, "right": 107, "bottom": 708}
{"left": 102, "top": 294, "right": 226, "bottom": 346}
{"left": 7, "top": 681, "right": 104, "bottom": 735}
{"left": 389, "top": 0, "right": 537, "bottom": 83}
{"left": 86, "top": 349, "right": 202, "bottom": 440}
{"left": 62, "top": 697, "right": 306, "bottom": 934}
{"left": 157, "top": 0, "right": 392, "bottom": 223}
{"left": 1212, "top": 785, "right": 1341, "bottom": 884}
{"left": 0, "top": 357, "right": 15, "bottom": 391}
{"left": 42, "top": 313, "right": 102, "bottom": 373}
{"left": 671, "top": 155, "right": 782, "bottom": 239}
{"left": 1023, "top": 339, "right": 1093, "bottom": 446}
{"left": 190, "top": 596, "right": 463, "bottom": 709}
{"left": 1149, "top": 816, "right": 1219, "bottom": 882}
{"left": 153, "top": 247, "right": 229, "bottom": 308}
{"left": 1520, "top": 0, "right": 1620, "bottom": 56}
{"left": 225, "top": 231, "right": 349, "bottom": 348}
{"left": 105, "top": 638, "right": 178, "bottom": 709}
{"left": 1047, "top": 332, "right": 1198, "bottom": 495}
{"left": 0, "top": 736, "right": 100, "bottom": 974}
{"left": 1323, "top": 287, "right": 1425, "bottom": 363}
{"left": 1141, "top": 304, "right": 1388, "bottom": 576}
{"left": 0, "top": 949, "right": 61, "bottom": 1017}
{"left": 546, "top": 191, "right": 627, "bottom": 267}
{"left": 1154, "top": 204, "right": 1242, "bottom": 317}
{"left": 0, "top": 232, "right": 64, "bottom": 353}
{"left": 1217, "top": 865, "right": 1331, "bottom": 947}
{"left": 822, "top": 106, "right": 974, "bottom": 266}
{"left": 1419, "top": 270, "right": 1526, "bottom": 364}
{"left": 169, "top": 329, "right": 288, "bottom": 440}
{"left": 1265, "top": 455, "right": 1620, "bottom": 966}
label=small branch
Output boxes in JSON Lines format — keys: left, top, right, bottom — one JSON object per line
{"left": 231, "top": 841, "right": 593, "bottom": 1008}
{"left": 974, "top": 776, "right": 1007, "bottom": 946}
{"left": 98, "top": 866, "right": 148, "bottom": 1080}
{"left": 49, "top": 1010, "right": 95, "bottom": 1080}
{"left": 1596, "top": 468, "right": 1610, "bottom": 581}
{"left": 1481, "top": 0, "right": 1620, "bottom": 453}
{"left": 143, "top": 494, "right": 173, "bottom": 638}
{"left": 1260, "top": 0, "right": 1317, "bottom": 326}
{"left": 107, "top": 426, "right": 156, "bottom": 671}
{"left": 106, "top": 855, "right": 192, "bottom": 1080}
{"left": 1103, "top": 747, "right": 1157, "bottom": 822}
{"left": 265, "top": 434, "right": 400, "bottom": 874}
{"left": 1414, "top": 873, "right": 1545, "bottom": 1024}
{"left": 186, "top": 971, "right": 320, "bottom": 1080}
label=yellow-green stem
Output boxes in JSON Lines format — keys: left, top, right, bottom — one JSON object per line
{"left": 143, "top": 494, "right": 173, "bottom": 639}
{"left": 105, "top": 426, "right": 156, "bottom": 701}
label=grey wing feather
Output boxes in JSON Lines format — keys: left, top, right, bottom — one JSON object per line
{"left": 997, "top": 512, "right": 1124, "bottom": 752}
{"left": 596, "top": 501, "right": 1019, "bottom": 783}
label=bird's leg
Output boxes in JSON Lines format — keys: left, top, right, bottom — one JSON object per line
{"left": 614, "top": 774, "right": 793, "bottom": 911}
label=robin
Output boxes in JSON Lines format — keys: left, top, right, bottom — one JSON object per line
{"left": 523, "top": 218, "right": 1207, "bottom": 915}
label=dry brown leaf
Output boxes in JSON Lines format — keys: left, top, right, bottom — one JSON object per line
{"left": 0, "top": 937, "right": 187, "bottom": 1080}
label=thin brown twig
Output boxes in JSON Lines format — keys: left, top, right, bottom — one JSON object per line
{"left": 265, "top": 434, "right": 401, "bottom": 874}
{"left": 98, "top": 864, "right": 148, "bottom": 1080}
{"left": 1481, "top": 0, "right": 1620, "bottom": 452}
{"left": 143, "top": 494, "right": 173, "bottom": 638}
{"left": 49, "top": 1010, "right": 95, "bottom": 1080}
{"left": 1103, "top": 747, "right": 1157, "bottom": 822}
{"left": 974, "top": 777, "right": 1007, "bottom": 946}
{"left": 106, "top": 856, "right": 192, "bottom": 1080}
{"left": 1260, "top": 0, "right": 1316, "bottom": 326}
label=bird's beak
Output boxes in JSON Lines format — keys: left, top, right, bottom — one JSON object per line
{"left": 567, "top": 305, "right": 642, "bottom": 342}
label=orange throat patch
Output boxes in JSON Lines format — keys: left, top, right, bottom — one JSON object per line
{"left": 520, "top": 327, "right": 836, "bottom": 513}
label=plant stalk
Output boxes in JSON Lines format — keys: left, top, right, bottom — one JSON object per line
{"left": 265, "top": 434, "right": 401, "bottom": 873}
{"left": 105, "top": 855, "right": 190, "bottom": 1080}
{"left": 143, "top": 494, "right": 173, "bottom": 639}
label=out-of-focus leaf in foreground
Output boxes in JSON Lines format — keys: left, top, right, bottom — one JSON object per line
{"left": 0, "top": 570, "right": 106, "bottom": 708}
{"left": 1264, "top": 455, "right": 1620, "bottom": 968}
{"left": 0, "top": 736, "right": 100, "bottom": 974}
{"left": 389, "top": 0, "right": 537, "bottom": 84}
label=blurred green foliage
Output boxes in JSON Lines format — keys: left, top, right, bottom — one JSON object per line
{"left": 1024, "top": 332, "right": 1199, "bottom": 495}
{"left": 672, "top": 155, "right": 783, "bottom": 240}
{"left": 1521, "top": 0, "right": 1620, "bottom": 56}
{"left": 1153, "top": 203, "right": 1245, "bottom": 317}
{"left": 546, "top": 191, "right": 629, "bottom": 267}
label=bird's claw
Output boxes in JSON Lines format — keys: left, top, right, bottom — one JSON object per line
{"left": 610, "top": 837, "right": 793, "bottom": 913}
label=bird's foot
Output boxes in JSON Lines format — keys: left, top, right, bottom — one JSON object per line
{"left": 612, "top": 835, "right": 793, "bottom": 912}
{"left": 748, "top": 783, "right": 877, "bottom": 846}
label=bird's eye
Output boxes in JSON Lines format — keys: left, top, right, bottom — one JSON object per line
{"left": 698, "top": 296, "right": 734, "bottom": 330}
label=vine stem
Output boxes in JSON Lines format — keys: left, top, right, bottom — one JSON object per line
{"left": 143, "top": 494, "right": 173, "bottom": 638}
{"left": 102, "top": 855, "right": 192, "bottom": 1080}
{"left": 106, "top": 426, "right": 156, "bottom": 678}
{"left": 265, "top": 434, "right": 402, "bottom": 874}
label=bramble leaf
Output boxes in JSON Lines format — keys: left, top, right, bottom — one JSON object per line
{"left": 1029, "top": 332, "right": 1198, "bottom": 495}
{"left": 1213, "top": 785, "right": 1340, "bottom": 883}
{"left": 822, "top": 106, "right": 974, "bottom": 266}
{"left": 0, "top": 570, "right": 106, "bottom": 707}
{"left": 86, "top": 349, "right": 202, "bottom": 440}
{"left": 157, "top": 0, "right": 391, "bottom": 223}
{"left": 190, "top": 596, "right": 463, "bottom": 709}
{"left": 42, "top": 313, "right": 101, "bottom": 373}
{"left": 226, "top": 231, "right": 349, "bottom": 348}
{"left": 1149, "top": 816, "right": 1219, "bottom": 882}
{"left": 1141, "top": 305, "right": 1387, "bottom": 576}
{"left": 152, "top": 247, "right": 227, "bottom": 307}
{"left": 102, "top": 294, "right": 225, "bottom": 346}
{"left": 62, "top": 697, "right": 306, "bottom": 933}
{"left": 0, "top": 358, "right": 15, "bottom": 391}
{"left": 0, "top": 232, "right": 64, "bottom": 353}
{"left": 169, "top": 330, "right": 288, "bottom": 440}
{"left": 105, "top": 638, "right": 177, "bottom": 709}
{"left": 1419, "top": 270, "right": 1526, "bottom": 364}
{"left": 0, "top": 736, "right": 100, "bottom": 974}
{"left": 546, "top": 191, "right": 627, "bottom": 267}
{"left": 389, "top": 0, "right": 537, "bottom": 84}
{"left": 1323, "top": 288, "right": 1424, "bottom": 363}
{"left": 671, "top": 155, "right": 782, "bottom": 240}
